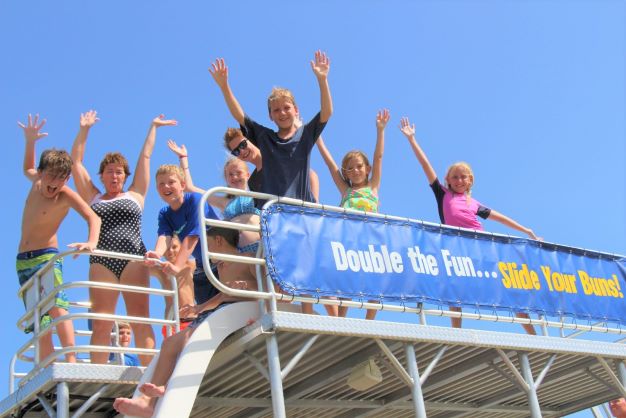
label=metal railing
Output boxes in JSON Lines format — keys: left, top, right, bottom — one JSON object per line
{"left": 197, "top": 186, "right": 626, "bottom": 339}
{"left": 10, "top": 249, "right": 180, "bottom": 392}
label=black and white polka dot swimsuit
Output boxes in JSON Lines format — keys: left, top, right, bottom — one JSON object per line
{"left": 89, "top": 192, "right": 147, "bottom": 279}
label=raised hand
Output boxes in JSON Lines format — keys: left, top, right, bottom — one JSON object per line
{"left": 209, "top": 58, "right": 229, "bottom": 88}
{"left": 310, "top": 50, "right": 330, "bottom": 80}
{"left": 80, "top": 110, "right": 99, "bottom": 129}
{"left": 167, "top": 139, "right": 187, "bottom": 158}
{"left": 399, "top": 117, "right": 416, "bottom": 138}
{"left": 376, "top": 109, "right": 390, "bottom": 129}
{"left": 18, "top": 114, "right": 48, "bottom": 142}
{"left": 152, "top": 114, "right": 178, "bottom": 128}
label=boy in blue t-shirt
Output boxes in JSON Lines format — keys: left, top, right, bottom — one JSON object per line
{"left": 146, "top": 165, "right": 219, "bottom": 306}
{"left": 210, "top": 50, "right": 333, "bottom": 202}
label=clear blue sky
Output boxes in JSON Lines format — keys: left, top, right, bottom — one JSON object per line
{"left": 1, "top": 1, "right": 624, "bottom": 415}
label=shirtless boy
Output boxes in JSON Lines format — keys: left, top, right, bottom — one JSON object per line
{"left": 113, "top": 226, "right": 257, "bottom": 417}
{"left": 17, "top": 114, "right": 101, "bottom": 363}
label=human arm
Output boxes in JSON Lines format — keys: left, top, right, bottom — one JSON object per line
{"left": 129, "top": 114, "right": 178, "bottom": 199}
{"left": 316, "top": 136, "right": 348, "bottom": 194}
{"left": 145, "top": 235, "right": 170, "bottom": 262}
{"left": 369, "top": 109, "right": 389, "bottom": 191}
{"left": 309, "top": 168, "right": 320, "bottom": 203}
{"left": 487, "top": 210, "right": 542, "bottom": 240}
{"left": 399, "top": 117, "right": 437, "bottom": 185}
{"left": 310, "top": 51, "right": 333, "bottom": 123}
{"left": 166, "top": 139, "right": 206, "bottom": 193}
{"left": 64, "top": 186, "right": 102, "bottom": 253}
{"left": 179, "top": 280, "right": 252, "bottom": 317}
{"left": 159, "top": 235, "right": 198, "bottom": 275}
{"left": 19, "top": 114, "right": 48, "bottom": 181}
{"left": 70, "top": 110, "right": 101, "bottom": 202}
{"left": 209, "top": 58, "right": 245, "bottom": 125}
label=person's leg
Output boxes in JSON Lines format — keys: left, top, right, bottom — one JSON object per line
{"left": 113, "top": 327, "right": 194, "bottom": 417}
{"left": 121, "top": 263, "right": 155, "bottom": 366}
{"left": 48, "top": 307, "right": 76, "bottom": 363}
{"left": 450, "top": 306, "right": 462, "bottom": 328}
{"left": 37, "top": 328, "right": 54, "bottom": 364}
{"left": 365, "top": 301, "right": 378, "bottom": 321}
{"left": 89, "top": 264, "right": 120, "bottom": 364}
{"left": 516, "top": 312, "right": 536, "bottom": 335}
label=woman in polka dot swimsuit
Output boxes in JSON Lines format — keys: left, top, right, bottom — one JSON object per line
{"left": 71, "top": 111, "right": 177, "bottom": 365}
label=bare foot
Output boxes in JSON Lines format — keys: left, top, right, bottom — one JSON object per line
{"left": 113, "top": 396, "right": 154, "bottom": 418}
{"left": 139, "top": 382, "right": 166, "bottom": 398}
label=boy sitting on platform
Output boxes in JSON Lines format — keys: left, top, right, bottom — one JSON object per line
{"left": 17, "top": 114, "right": 101, "bottom": 364}
{"left": 113, "top": 227, "right": 257, "bottom": 418}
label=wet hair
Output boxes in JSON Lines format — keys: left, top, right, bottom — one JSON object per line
{"left": 98, "top": 152, "right": 131, "bottom": 178}
{"left": 340, "top": 150, "right": 371, "bottom": 186}
{"left": 206, "top": 226, "right": 239, "bottom": 248}
{"left": 267, "top": 87, "right": 297, "bottom": 113}
{"left": 38, "top": 149, "right": 73, "bottom": 177}
{"left": 223, "top": 127, "right": 245, "bottom": 151}
{"left": 445, "top": 161, "right": 475, "bottom": 199}
{"left": 155, "top": 164, "right": 185, "bottom": 183}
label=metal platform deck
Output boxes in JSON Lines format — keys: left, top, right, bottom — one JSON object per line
{"left": 3, "top": 311, "right": 624, "bottom": 417}
{"left": 186, "top": 311, "right": 624, "bottom": 417}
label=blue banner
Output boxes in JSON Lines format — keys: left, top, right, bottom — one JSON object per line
{"left": 261, "top": 204, "right": 626, "bottom": 323}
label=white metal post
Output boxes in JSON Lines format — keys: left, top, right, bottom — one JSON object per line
{"left": 519, "top": 353, "right": 542, "bottom": 418}
{"left": 265, "top": 333, "right": 286, "bottom": 418}
{"left": 56, "top": 381, "right": 69, "bottom": 418}
{"left": 405, "top": 343, "right": 427, "bottom": 418}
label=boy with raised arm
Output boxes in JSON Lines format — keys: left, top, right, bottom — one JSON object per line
{"left": 146, "top": 165, "right": 220, "bottom": 306}
{"left": 17, "top": 114, "right": 101, "bottom": 363}
{"left": 209, "top": 51, "right": 333, "bottom": 202}
{"left": 113, "top": 227, "right": 257, "bottom": 418}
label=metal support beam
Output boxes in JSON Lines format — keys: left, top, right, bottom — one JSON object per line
{"left": 518, "top": 353, "right": 542, "bottom": 418}
{"left": 265, "top": 334, "right": 286, "bottom": 418}
{"left": 420, "top": 346, "right": 447, "bottom": 385}
{"left": 36, "top": 395, "right": 56, "bottom": 418}
{"left": 375, "top": 339, "right": 413, "bottom": 387}
{"left": 496, "top": 348, "right": 529, "bottom": 391}
{"left": 597, "top": 357, "right": 626, "bottom": 397}
{"left": 70, "top": 384, "right": 109, "bottom": 418}
{"left": 281, "top": 335, "right": 318, "bottom": 380}
{"left": 244, "top": 351, "right": 270, "bottom": 381}
{"left": 405, "top": 343, "right": 427, "bottom": 418}
{"left": 56, "top": 382, "right": 69, "bottom": 418}
{"left": 534, "top": 354, "right": 556, "bottom": 388}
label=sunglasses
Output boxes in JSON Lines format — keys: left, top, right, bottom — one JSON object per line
{"left": 230, "top": 139, "right": 248, "bottom": 157}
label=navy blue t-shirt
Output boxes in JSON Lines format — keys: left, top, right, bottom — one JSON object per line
{"left": 241, "top": 112, "right": 326, "bottom": 202}
{"left": 157, "top": 192, "right": 218, "bottom": 267}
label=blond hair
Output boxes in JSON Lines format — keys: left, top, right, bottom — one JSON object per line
{"left": 445, "top": 161, "right": 474, "bottom": 203}
{"left": 341, "top": 150, "right": 371, "bottom": 186}
{"left": 267, "top": 87, "right": 297, "bottom": 113}
{"left": 223, "top": 157, "right": 249, "bottom": 180}
{"left": 155, "top": 164, "right": 184, "bottom": 182}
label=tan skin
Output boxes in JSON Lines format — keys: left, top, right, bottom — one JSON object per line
{"left": 168, "top": 140, "right": 261, "bottom": 250}
{"left": 71, "top": 111, "right": 177, "bottom": 365}
{"left": 399, "top": 116, "right": 539, "bottom": 333}
{"left": 18, "top": 114, "right": 102, "bottom": 364}
{"left": 149, "top": 236, "right": 196, "bottom": 319}
{"left": 113, "top": 234, "right": 257, "bottom": 418}
{"left": 315, "top": 110, "right": 389, "bottom": 319}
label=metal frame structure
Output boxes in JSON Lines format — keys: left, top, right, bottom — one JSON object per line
{"left": 2, "top": 187, "right": 624, "bottom": 417}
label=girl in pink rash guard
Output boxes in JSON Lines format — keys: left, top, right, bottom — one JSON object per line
{"left": 399, "top": 116, "right": 540, "bottom": 334}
